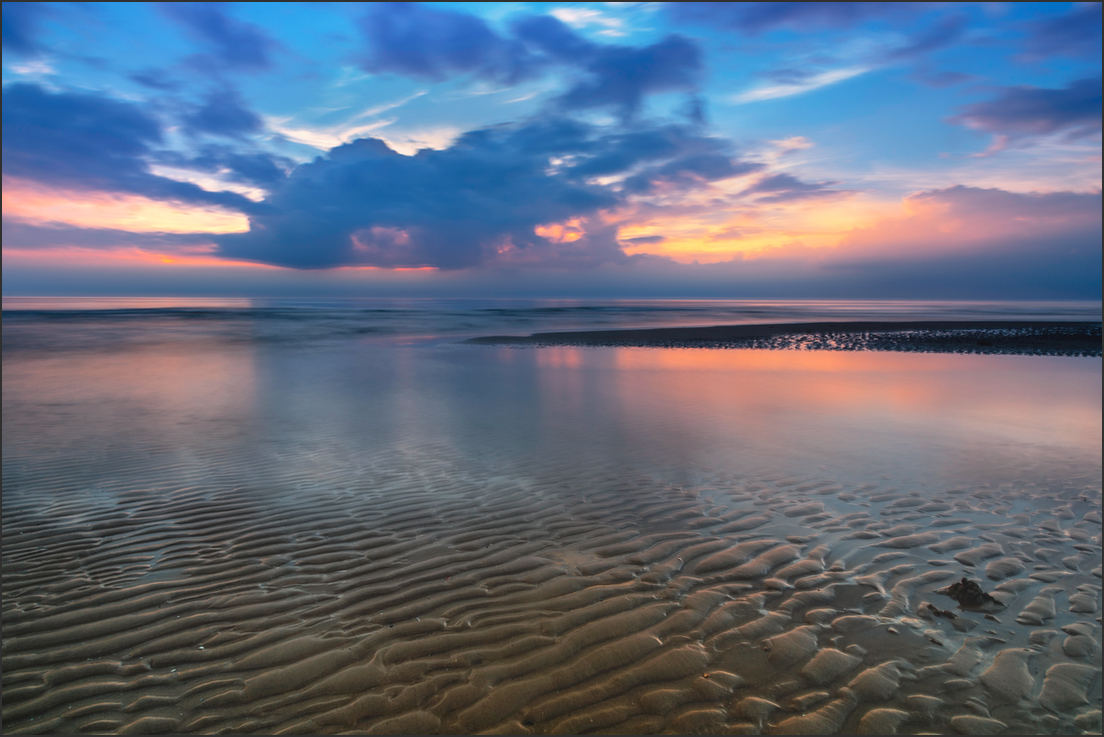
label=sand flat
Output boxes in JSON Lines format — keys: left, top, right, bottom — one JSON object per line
{"left": 4, "top": 326, "right": 1100, "bottom": 734}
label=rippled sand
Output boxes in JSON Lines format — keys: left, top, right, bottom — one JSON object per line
{"left": 3, "top": 334, "right": 1101, "bottom": 735}
{"left": 4, "top": 458, "right": 1101, "bottom": 734}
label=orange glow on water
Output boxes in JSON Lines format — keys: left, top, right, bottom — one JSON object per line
{"left": 576, "top": 347, "right": 1101, "bottom": 448}
{"left": 535, "top": 347, "right": 584, "bottom": 369}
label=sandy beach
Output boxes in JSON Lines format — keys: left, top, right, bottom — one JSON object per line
{"left": 466, "top": 320, "right": 1103, "bottom": 356}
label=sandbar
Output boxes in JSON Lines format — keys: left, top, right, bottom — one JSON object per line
{"left": 465, "top": 320, "right": 1102, "bottom": 356}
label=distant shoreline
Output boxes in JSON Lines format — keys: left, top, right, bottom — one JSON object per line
{"left": 464, "top": 320, "right": 1103, "bottom": 356}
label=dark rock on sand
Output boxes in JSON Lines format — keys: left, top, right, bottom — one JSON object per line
{"left": 939, "top": 578, "right": 1001, "bottom": 609}
{"left": 919, "top": 602, "right": 957, "bottom": 620}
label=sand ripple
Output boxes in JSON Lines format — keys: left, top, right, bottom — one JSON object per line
{"left": 3, "top": 459, "right": 1101, "bottom": 734}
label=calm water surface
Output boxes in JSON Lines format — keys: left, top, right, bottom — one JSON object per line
{"left": 4, "top": 299, "right": 1099, "bottom": 493}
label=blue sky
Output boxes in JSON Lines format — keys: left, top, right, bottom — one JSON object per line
{"left": 2, "top": 2, "right": 1100, "bottom": 298}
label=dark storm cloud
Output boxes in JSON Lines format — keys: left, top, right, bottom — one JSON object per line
{"left": 1, "top": 83, "right": 264, "bottom": 214}
{"left": 357, "top": 6, "right": 702, "bottom": 119}
{"left": 950, "top": 77, "right": 1102, "bottom": 140}
{"left": 1021, "top": 3, "right": 1102, "bottom": 60}
{"left": 159, "top": 2, "right": 275, "bottom": 72}
{"left": 215, "top": 129, "right": 616, "bottom": 270}
{"left": 214, "top": 121, "right": 757, "bottom": 270}
{"left": 182, "top": 88, "right": 265, "bottom": 138}
{"left": 2, "top": 1, "right": 50, "bottom": 55}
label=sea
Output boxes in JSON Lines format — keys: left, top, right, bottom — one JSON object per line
{"left": 3, "top": 298, "right": 1101, "bottom": 735}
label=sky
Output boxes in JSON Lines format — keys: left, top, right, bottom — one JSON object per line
{"left": 2, "top": 1, "right": 1101, "bottom": 299}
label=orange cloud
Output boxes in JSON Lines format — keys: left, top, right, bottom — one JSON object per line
{"left": 837, "top": 185, "right": 1103, "bottom": 260}
{"left": 2, "top": 245, "right": 269, "bottom": 269}
{"left": 613, "top": 182, "right": 1100, "bottom": 269}
{"left": 2, "top": 177, "right": 249, "bottom": 234}
{"left": 535, "top": 218, "right": 585, "bottom": 243}
{"left": 616, "top": 194, "right": 892, "bottom": 263}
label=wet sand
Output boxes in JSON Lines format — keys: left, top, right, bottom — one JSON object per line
{"left": 465, "top": 320, "right": 1102, "bottom": 356}
{"left": 3, "top": 466, "right": 1101, "bottom": 734}
{"left": 3, "top": 329, "right": 1101, "bottom": 735}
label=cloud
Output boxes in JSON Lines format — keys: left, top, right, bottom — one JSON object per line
{"left": 159, "top": 2, "right": 275, "bottom": 72}
{"left": 949, "top": 77, "right": 1102, "bottom": 145}
{"left": 742, "top": 173, "right": 850, "bottom": 202}
{"left": 622, "top": 235, "right": 667, "bottom": 245}
{"left": 129, "top": 68, "right": 183, "bottom": 91}
{"left": 623, "top": 153, "right": 762, "bottom": 195}
{"left": 510, "top": 15, "right": 702, "bottom": 119}
{"left": 2, "top": 2, "right": 50, "bottom": 55}
{"left": 733, "top": 66, "right": 868, "bottom": 103}
{"left": 183, "top": 88, "right": 265, "bottom": 139}
{"left": 676, "top": 4, "right": 973, "bottom": 101}
{"left": 667, "top": 2, "right": 918, "bottom": 35}
{"left": 264, "top": 91, "right": 430, "bottom": 152}
{"left": 822, "top": 185, "right": 1102, "bottom": 297}
{"left": 918, "top": 185, "right": 1101, "bottom": 220}
{"left": 214, "top": 119, "right": 757, "bottom": 270}
{"left": 2, "top": 219, "right": 219, "bottom": 251}
{"left": 156, "top": 146, "right": 294, "bottom": 188}
{"left": 555, "top": 34, "right": 702, "bottom": 119}
{"left": 1021, "top": 3, "right": 1102, "bottom": 60}
{"left": 358, "top": 2, "right": 536, "bottom": 84}
{"left": 215, "top": 129, "right": 613, "bottom": 269}
{"left": 879, "top": 14, "right": 967, "bottom": 62}
{"left": 837, "top": 185, "right": 1101, "bottom": 260}
{"left": 2, "top": 83, "right": 264, "bottom": 214}
{"left": 615, "top": 182, "right": 1100, "bottom": 299}
{"left": 642, "top": 184, "right": 1101, "bottom": 299}
{"left": 357, "top": 6, "right": 702, "bottom": 119}
{"left": 549, "top": 7, "right": 626, "bottom": 37}
{"left": 728, "top": 9, "right": 973, "bottom": 103}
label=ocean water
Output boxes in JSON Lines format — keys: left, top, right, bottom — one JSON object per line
{"left": 3, "top": 296, "right": 1100, "bottom": 351}
{"left": 3, "top": 299, "right": 1101, "bottom": 735}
